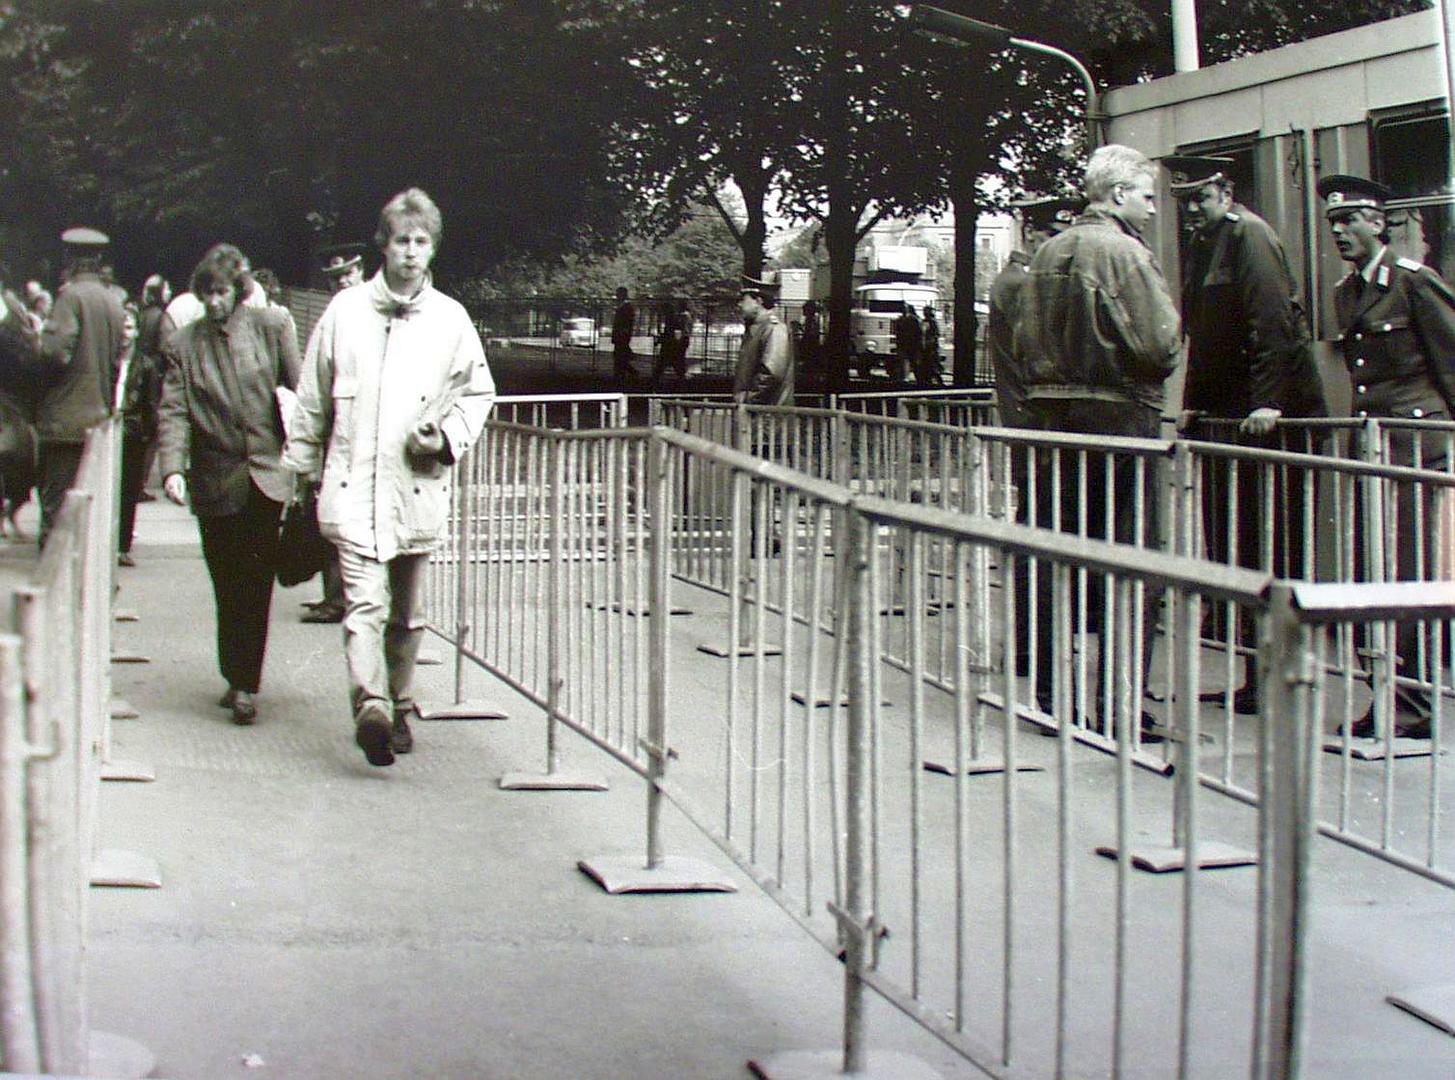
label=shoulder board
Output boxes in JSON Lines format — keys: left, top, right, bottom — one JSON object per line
{"left": 1396, "top": 256, "right": 1424, "bottom": 272}
{"left": 1225, "top": 211, "right": 1241, "bottom": 223}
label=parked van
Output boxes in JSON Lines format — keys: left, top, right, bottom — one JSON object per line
{"left": 850, "top": 282, "right": 939, "bottom": 376}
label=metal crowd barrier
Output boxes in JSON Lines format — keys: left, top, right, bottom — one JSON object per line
{"left": 420, "top": 414, "right": 1452, "bottom": 1077}
{"left": 830, "top": 386, "right": 998, "bottom": 428}
{"left": 0, "top": 419, "right": 154, "bottom": 1076}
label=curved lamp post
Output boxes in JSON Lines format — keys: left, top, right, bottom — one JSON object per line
{"left": 898, "top": 4, "right": 1103, "bottom": 152}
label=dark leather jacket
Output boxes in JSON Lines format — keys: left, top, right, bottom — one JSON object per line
{"left": 1015, "top": 208, "right": 1181, "bottom": 412}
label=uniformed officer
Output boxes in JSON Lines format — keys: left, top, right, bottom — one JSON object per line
{"left": 1166, "top": 155, "right": 1327, "bottom": 714}
{"left": 317, "top": 242, "right": 366, "bottom": 293}
{"left": 1319, "top": 173, "right": 1455, "bottom": 739}
{"left": 987, "top": 195, "right": 1079, "bottom": 430}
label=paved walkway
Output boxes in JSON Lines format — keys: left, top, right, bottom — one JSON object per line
{"left": 89, "top": 497, "right": 972, "bottom": 1080}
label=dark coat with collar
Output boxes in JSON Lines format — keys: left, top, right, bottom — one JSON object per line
{"left": 1332, "top": 247, "right": 1455, "bottom": 446}
{"left": 1181, "top": 204, "right": 1326, "bottom": 419}
{"left": 157, "top": 303, "right": 300, "bottom": 517}
{"left": 36, "top": 271, "right": 127, "bottom": 442}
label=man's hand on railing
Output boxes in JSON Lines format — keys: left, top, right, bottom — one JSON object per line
{"left": 1240, "top": 407, "right": 1282, "bottom": 436}
{"left": 163, "top": 472, "right": 187, "bottom": 506}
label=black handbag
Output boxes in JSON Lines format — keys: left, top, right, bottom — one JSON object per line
{"left": 276, "top": 486, "right": 332, "bottom": 587}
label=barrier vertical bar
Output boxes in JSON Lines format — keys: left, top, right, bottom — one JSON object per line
{"left": 0, "top": 634, "right": 40, "bottom": 1073}
{"left": 1252, "top": 583, "right": 1315, "bottom": 1080}
{"left": 579, "top": 433, "right": 734, "bottom": 892}
{"left": 751, "top": 510, "right": 940, "bottom": 1079}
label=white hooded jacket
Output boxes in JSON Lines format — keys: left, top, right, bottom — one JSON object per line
{"left": 284, "top": 271, "right": 495, "bottom": 561}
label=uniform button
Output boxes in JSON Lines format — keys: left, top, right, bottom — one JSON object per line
{"left": 1358, "top": 410, "right": 1368, "bottom": 418}
{"left": 1382, "top": 323, "right": 1393, "bottom": 331}
{"left": 1356, "top": 384, "right": 1367, "bottom": 394}
{"left": 413, "top": 487, "right": 421, "bottom": 494}
{"left": 341, "top": 481, "right": 348, "bottom": 488}
{"left": 1353, "top": 332, "right": 1363, "bottom": 341}
{"left": 1354, "top": 357, "right": 1365, "bottom": 367}
{"left": 1413, "top": 408, "right": 1425, "bottom": 418}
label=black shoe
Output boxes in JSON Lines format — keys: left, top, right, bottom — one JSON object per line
{"left": 301, "top": 604, "right": 344, "bottom": 624}
{"left": 390, "top": 707, "right": 415, "bottom": 754}
{"left": 1337, "top": 711, "right": 1378, "bottom": 740}
{"left": 355, "top": 702, "right": 395, "bottom": 767}
{"left": 138, "top": 490, "right": 157, "bottom": 503}
{"left": 1397, "top": 716, "right": 1432, "bottom": 740}
{"left": 117, "top": 551, "right": 136, "bottom": 567}
{"left": 217, "top": 687, "right": 238, "bottom": 709}
{"left": 231, "top": 690, "right": 257, "bottom": 726}
{"left": 1198, "top": 684, "right": 1259, "bottom": 715}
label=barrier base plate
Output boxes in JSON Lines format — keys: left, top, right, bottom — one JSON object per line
{"left": 590, "top": 602, "right": 694, "bottom": 616}
{"left": 113, "top": 609, "right": 140, "bottom": 623}
{"left": 749, "top": 1049, "right": 942, "bottom": 1079}
{"left": 922, "top": 756, "right": 1045, "bottom": 777}
{"left": 1321, "top": 735, "right": 1435, "bottom": 760}
{"left": 578, "top": 854, "right": 738, "bottom": 894}
{"left": 1387, "top": 982, "right": 1455, "bottom": 1035}
{"left": 500, "top": 770, "right": 609, "bottom": 792}
{"left": 418, "top": 701, "right": 508, "bottom": 721}
{"left": 89, "top": 1029, "right": 157, "bottom": 1078}
{"left": 110, "top": 652, "right": 151, "bottom": 664}
{"left": 791, "top": 692, "right": 891, "bottom": 708}
{"left": 110, "top": 697, "right": 140, "bottom": 719}
{"left": 91, "top": 848, "right": 161, "bottom": 889}
{"left": 1094, "top": 840, "right": 1257, "bottom": 873}
{"left": 101, "top": 759, "right": 155, "bottom": 783}
{"left": 417, "top": 654, "right": 442, "bottom": 666}
{"left": 697, "top": 642, "right": 783, "bottom": 658}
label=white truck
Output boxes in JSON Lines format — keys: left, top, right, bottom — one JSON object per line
{"left": 851, "top": 246, "right": 939, "bottom": 378}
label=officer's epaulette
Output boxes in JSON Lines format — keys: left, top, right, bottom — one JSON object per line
{"left": 1396, "top": 256, "right": 1425, "bottom": 272}
{"left": 1225, "top": 211, "right": 1241, "bottom": 222}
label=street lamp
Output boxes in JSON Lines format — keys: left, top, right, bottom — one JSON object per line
{"left": 896, "top": 4, "right": 1102, "bottom": 152}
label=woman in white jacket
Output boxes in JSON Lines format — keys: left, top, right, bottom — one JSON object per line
{"left": 285, "top": 188, "right": 495, "bottom": 766}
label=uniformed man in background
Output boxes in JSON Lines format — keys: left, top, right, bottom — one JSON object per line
{"left": 1167, "top": 155, "right": 1327, "bottom": 715}
{"left": 1320, "top": 173, "right": 1455, "bottom": 740}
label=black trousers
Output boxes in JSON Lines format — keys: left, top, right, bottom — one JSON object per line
{"left": 197, "top": 482, "right": 282, "bottom": 694}
{"left": 1026, "top": 401, "right": 1161, "bottom": 713}
{"left": 37, "top": 439, "right": 86, "bottom": 549}
{"left": 118, "top": 426, "right": 153, "bottom": 554}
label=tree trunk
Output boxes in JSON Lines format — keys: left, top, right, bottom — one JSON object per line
{"left": 737, "top": 169, "right": 769, "bottom": 280}
{"left": 949, "top": 163, "right": 979, "bottom": 387}
{"left": 823, "top": 206, "right": 858, "bottom": 391}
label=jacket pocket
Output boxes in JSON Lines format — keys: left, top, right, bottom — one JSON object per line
{"left": 400, "top": 470, "right": 450, "bottom": 546}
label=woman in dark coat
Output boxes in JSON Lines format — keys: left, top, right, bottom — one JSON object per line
{"left": 156, "top": 245, "right": 299, "bottom": 724}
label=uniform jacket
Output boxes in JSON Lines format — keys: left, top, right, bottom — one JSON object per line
{"left": 156, "top": 303, "right": 300, "bottom": 517}
{"left": 988, "top": 252, "right": 1032, "bottom": 428}
{"left": 611, "top": 300, "right": 635, "bottom": 347}
{"left": 1181, "top": 205, "right": 1326, "bottom": 419}
{"left": 733, "top": 312, "right": 794, "bottom": 405}
{"left": 36, "top": 271, "right": 127, "bottom": 443}
{"left": 1015, "top": 208, "right": 1182, "bottom": 413}
{"left": 284, "top": 272, "right": 496, "bottom": 562}
{"left": 1333, "top": 247, "right": 1455, "bottom": 437}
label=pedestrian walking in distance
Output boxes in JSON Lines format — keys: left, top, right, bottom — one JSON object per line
{"left": 285, "top": 188, "right": 496, "bottom": 767}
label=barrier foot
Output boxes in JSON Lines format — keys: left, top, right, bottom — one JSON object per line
{"left": 578, "top": 854, "right": 737, "bottom": 894}
{"left": 697, "top": 642, "right": 782, "bottom": 658}
{"left": 749, "top": 1049, "right": 942, "bottom": 1079}
{"left": 101, "top": 759, "right": 156, "bottom": 783}
{"left": 1387, "top": 983, "right": 1455, "bottom": 1035}
{"left": 791, "top": 692, "right": 891, "bottom": 709}
{"left": 1321, "top": 735, "right": 1436, "bottom": 761}
{"left": 110, "top": 696, "right": 140, "bottom": 719}
{"left": 417, "top": 653, "right": 443, "bottom": 666}
{"left": 89, "top": 1029, "right": 157, "bottom": 1078}
{"left": 91, "top": 848, "right": 162, "bottom": 889}
{"left": 1093, "top": 841, "right": 1257, "bottom": 873}
{"left": 110, "top": 652, "right": 151, "bottom": 664}
{"left": 500, "top": 770, "right": 609, "bottom": 791}
{"left": 590, "top": 602, "right": 694, "bottom": 616}
{"left": 114, "top": 608, "right": 140, "bottom": 623}
{"left": 922, "top": 756, "right": 1044, "bottom": 777}
{"left": 418, "top": 701, "right": 508, "bottom": 721}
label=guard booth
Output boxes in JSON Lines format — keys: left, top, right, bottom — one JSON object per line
{"left": 1103, "top": 7, "right": 1451, "bottom": 417}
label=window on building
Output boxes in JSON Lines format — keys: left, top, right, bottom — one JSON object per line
{"left": 1372, "top": 103, "right": 1455, "bottom": 282}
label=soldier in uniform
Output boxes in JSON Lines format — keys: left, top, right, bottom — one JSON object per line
{"left": 733, "top": 275, "right": 794, "bottom": 405}
{"left": 1166, "top": 155, "right": 1328, "bottom": 714}
{"left": 1320, "top": 173, "right": 1455, "bottom": 739}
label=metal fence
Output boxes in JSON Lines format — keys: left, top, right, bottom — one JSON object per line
{"left": 0, "top": 419, "right": 152, "bottom": 1075}
{"left": 421, "top": 414, "right": 1453, "bottom": 1077}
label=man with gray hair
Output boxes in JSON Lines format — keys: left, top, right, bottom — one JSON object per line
{"left": 1013, "top": 144, "right": 1182, "bottom": 743}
